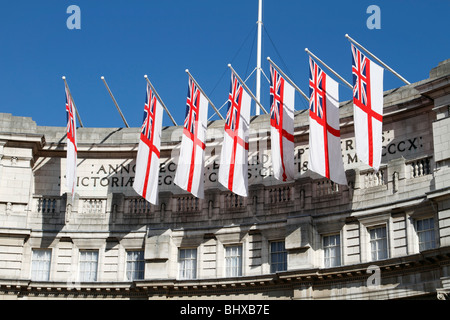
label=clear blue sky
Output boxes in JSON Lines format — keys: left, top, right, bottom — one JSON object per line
{"left": 0, "top": 0, "right": 448, "bottom": 128}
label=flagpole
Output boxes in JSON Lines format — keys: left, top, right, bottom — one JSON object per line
{"left": 345, "top": 34, "right": 410, "bottom": 85}
{"left": 101, "top": 76, "right": 130, "bottom": 128}
{"left": 304, "top": 48, "right": 353, "bottom": 90}
{"left": 185, "top": 69, "right": 225, "bottom": 120}
{"left": 228, "top": 64, "right": 268, "bottom": 115}
{"left": 255, "top": 0, "right": 263, "bottom": 116}
{"left": 144, "top": 75, "right": 178, "bottom": 126}
{"left": 267, "top": 57, "right": 310, "bottom": 103}
{"left": 62, "top": 76, "right": 84, "bottom": 127}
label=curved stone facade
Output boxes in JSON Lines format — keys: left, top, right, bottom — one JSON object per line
{"left": 0, "top": 59, "right": 450, "bottom": 300}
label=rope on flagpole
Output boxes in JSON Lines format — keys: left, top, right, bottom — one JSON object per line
{"left": 62, "top": 76, "right": 84, "bottom": 127}
{"left": 208, "top": 100, "right": 229, "bottom": 122}
{"left": 260, "top": 68, "right": 271, "bottom": 85}
{"left": 305, "top": 48, "right": 353, "bottom": 90}
{"left": 185, "top": 69, "right": 224, "bottom": 120}
{"left": 267, "top": 57, "right": 310, "bottom": 104}
{"left": 101, "top": 76, "right": 130, "bottom": 128}
{"left": 345, "top": 34, "right": 410, "bottom": 85}
{"left": 207, "top": 64, "right": 269, "bottom": 121}
{"left": 144, "top": 75, "right": 178, "bottom": 126}
{"left": 228, "top": 63, "right": 269, "bottom": 115}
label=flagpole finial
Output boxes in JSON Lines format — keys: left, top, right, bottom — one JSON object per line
{"left": 345, "top": 34, "right": 349, "bottom": 38}
{"left": 305, "top": 48, "right": 309, "bottom": 52}
{"left": 144, "top": 75, "right": 148, "bottom": 79}
{"left": 267, "top": 56, "right": 270, "bottom": 61}
{"left": 101, "top": 76, "right": 105, "bottom": 80}
{"left": 227, "top": 63, "right": 232, "bottom": 68}
{"left": 185, "top": 69, "right": 189, "bottom": 73}
{"left": 62, "top": 76, "right": 66, "bottom": 80}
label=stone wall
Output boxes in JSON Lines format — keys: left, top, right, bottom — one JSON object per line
{"left": 0, "top": 59, "right": 449, "bottom": 299}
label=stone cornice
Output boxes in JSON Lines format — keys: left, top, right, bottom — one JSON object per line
{"left": 1, "top": 246, "right": 448, "bottom": 299}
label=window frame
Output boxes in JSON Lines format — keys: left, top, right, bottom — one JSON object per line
{"left": 368, "top": 225, "right": 389, "bottom": 261}
{"left": 178, "top": 248, "right": 198, "bottom": 280}
{"left": 358, "top": 213, "right": 391, "bottom": 263}
{"left": 126, "top": 250, "right": 145, "bottom": 281}
{"left": 322, "top": 233, "right": 342, "bottom": 268}
{"left": 30, "top": 248, "right": 52, "bottom": 281}
{"left": 78, "top": 250, "right": 99, "bottom": 282}
{"left": 269, "top": 240, "right": 287, "bottom": 273}
{"left": 415, "top": 217, "right": 437, "bottom": 252}
{"left": 224, "top": 244, "right": 243, "bottom": 278}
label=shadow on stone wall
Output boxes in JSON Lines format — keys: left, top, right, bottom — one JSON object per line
{"left": 33, "top": 155, "right": 65, "bottom": 247}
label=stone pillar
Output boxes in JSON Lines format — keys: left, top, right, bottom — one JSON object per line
{"left": 144, "top": 229, "right": 172, "bottom": 279}
{"left": 387, "top": 157, "right": 406, "bottom": 194}
{"left": 415, "top": 59, "right": 450, "bottom": 247}
{"left": 285, "top": 216, "right": 314, "bottom": 269}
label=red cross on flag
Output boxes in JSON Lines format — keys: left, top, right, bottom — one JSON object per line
{"left": 351, "top": 44, "right": 384, "bottom": 171}
{"left": 269, "top": 64, "right": 295, "bottom": 182}
{"left": 133, "top": 83, "right": 164, "bottom": 205}
{"left": 65, "top": 85, "right": 77, "bottom": 199}
{"left": 218, "top": 72, "right": 251, "bottom": 197}
{"left": 174, "top": 76, "right": 208, "bottom": 199}
{"left": 308, "top": 57, "right": 347, "bottom": 185}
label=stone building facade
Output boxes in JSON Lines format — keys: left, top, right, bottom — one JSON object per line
{"left": 0, "top": 59, "right": 449, "bottom": 300}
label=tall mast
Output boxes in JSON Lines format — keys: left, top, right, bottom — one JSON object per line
{"left": 255, "top": 0, "right": 263, "bottom": 115}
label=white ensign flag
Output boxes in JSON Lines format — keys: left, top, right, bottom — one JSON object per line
{"left": 269, "top": 64, "right": 296, "bottom": 182}
{"left": 218, "top": 72, "right": 251, "bottom": 197}
{"left": 65, "top": 85, "right": 77, "bottom": 199}
{"left": 351, "top": 43, "right": 384, "bottom": 171}
{"left": 308, "top": 57, "right": 347, "bottom": 185}
{"left": 174, "top": 76, "right": 208, "bottom": 198}
{"left": 133, "top": 83, "right": 164, "bottom": 205}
